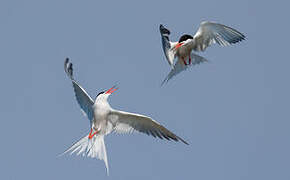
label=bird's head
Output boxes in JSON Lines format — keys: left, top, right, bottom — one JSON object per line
{"left": 95, "top": 85, "right": 118, "bottom": 101}
{"left": 173, "top": 34, "right": 194, "bottom": 51}
{"left": 178, "top": 34, "right": 193, "bottom": 43}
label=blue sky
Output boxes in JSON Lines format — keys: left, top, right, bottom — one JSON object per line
{"left": 0, "top": 0, "right": 289, "bottom": 179}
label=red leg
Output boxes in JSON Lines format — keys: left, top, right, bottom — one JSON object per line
{"left": 188, "top": 56, "right": 192, "bottom": 65}
{"left": 88, "top": 128, "right": 99, "bottom": 139}
{"left": 182, "top": 57, "right": 188, "bottom": 65}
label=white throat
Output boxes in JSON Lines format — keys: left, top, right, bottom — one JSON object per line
{"left": 94, "top": 94, "right": 111, "bottom": 112}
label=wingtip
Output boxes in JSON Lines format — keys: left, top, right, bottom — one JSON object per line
{"left": 181, "top": 139, "right": 189, "bottom": 145}
{"left": 177, "top": 136, "right": 189, "bottom": 145}
{"left": 64, "top": 57, "right": 69, "bottom": 71}
{"left": 64, "top": 57, "right": 74, "bottom": 80}
{"left": 160, "top": 78, "right": 168, "bottom": 86}
{"left": 159, "top": 24, "right": 170, "bottom": 35}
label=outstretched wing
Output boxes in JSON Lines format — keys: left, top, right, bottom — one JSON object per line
{"left": 64, "top": 58, "right": 94, "bottom": 124}
{"left": 161, "top": 53, "right": 208, "bottom": 85}
{"left": 191, "top": 21, "right": 245, "bottom": 51}
{"left": 108, "top": 109, "right": 188, "bottom": 145}
{"left": 159, "top": 24, "right": 178, "bottom": 68}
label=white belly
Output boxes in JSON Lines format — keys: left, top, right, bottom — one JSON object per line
{"left": 93, "top": 103, "right": 110, "bottom": 133}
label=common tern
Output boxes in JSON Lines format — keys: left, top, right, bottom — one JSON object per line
{"left": 160, "top": 21, "right": 245, "bottom": 84}
{"left": 62, "top": 58, "right": 188, "bottom": 175}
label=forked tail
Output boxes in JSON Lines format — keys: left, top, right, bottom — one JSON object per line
{"left": 161, "top": 52, "right": 208, "bottom": 85}
{"left": 61, "top": 134, "right": 109, "bottom": 175}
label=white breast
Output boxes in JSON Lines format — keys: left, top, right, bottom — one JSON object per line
{"left": 92, "top": 100, "right": 111, "bottom": 133}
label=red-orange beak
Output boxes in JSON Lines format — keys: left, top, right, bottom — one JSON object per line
{"left": 105, "top": 85, "right": 118, "bottom": 94}
{"left": 174, "top": 42, "right": 184, "bottom": 50}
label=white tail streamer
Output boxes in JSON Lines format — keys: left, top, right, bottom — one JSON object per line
{"left": 61, "top": 134, "right": 109, "bottom": 175}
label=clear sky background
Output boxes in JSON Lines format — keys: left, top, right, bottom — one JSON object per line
{"left": 0, "top": 0, "right": 289, "bottom": 179}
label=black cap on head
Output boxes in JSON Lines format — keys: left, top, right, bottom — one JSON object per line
{"left": 178, "top": 34, "right": 193, "bottom": 43}
{"left": 96, "top": 91, "right": 105, "bottom": 97}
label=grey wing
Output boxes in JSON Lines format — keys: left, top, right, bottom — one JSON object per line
{"left": 160, "top": 24, "right": 177, "bottom": 67}
{"left": 161, "top": 53, "right": 208, "bottom": 85}
{"left": 108, "top": 109, "right": 188, "bottom": 145}
{"left": 191, "top": 21, "right": 245, "bottom": 51}
{"left": 64, "top": 58, "right": 94, "bottom": 124}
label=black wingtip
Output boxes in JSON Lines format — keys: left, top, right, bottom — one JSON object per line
{"left": 159, "top": 24, "right": 170, "bottom": 35}
{"left": 64, "top": 57, "right": 73, "bottom": 80}
{"left": 174, "top": 134, "right": 189, "bottom": 145}
{"left": 180, "top": 138, "right": 189, "bottom": 145}
{"left": 64, "top": 57, "right": 69, "bottom": 71}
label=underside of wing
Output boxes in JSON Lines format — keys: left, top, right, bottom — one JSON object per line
{"left": 108, "top": 109, "right": 188, "bottom": 144}
{"left": 160, "top": 24, "right": 177, "bottom": 67}
{"left": 64, "top": 58, "right": 94, "bottom": 123}
{"left": 161, "top": 53, "right": 208, "bottom": 85}
{"left": 192, "top": 21, "right": 245, "bottom": 51}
